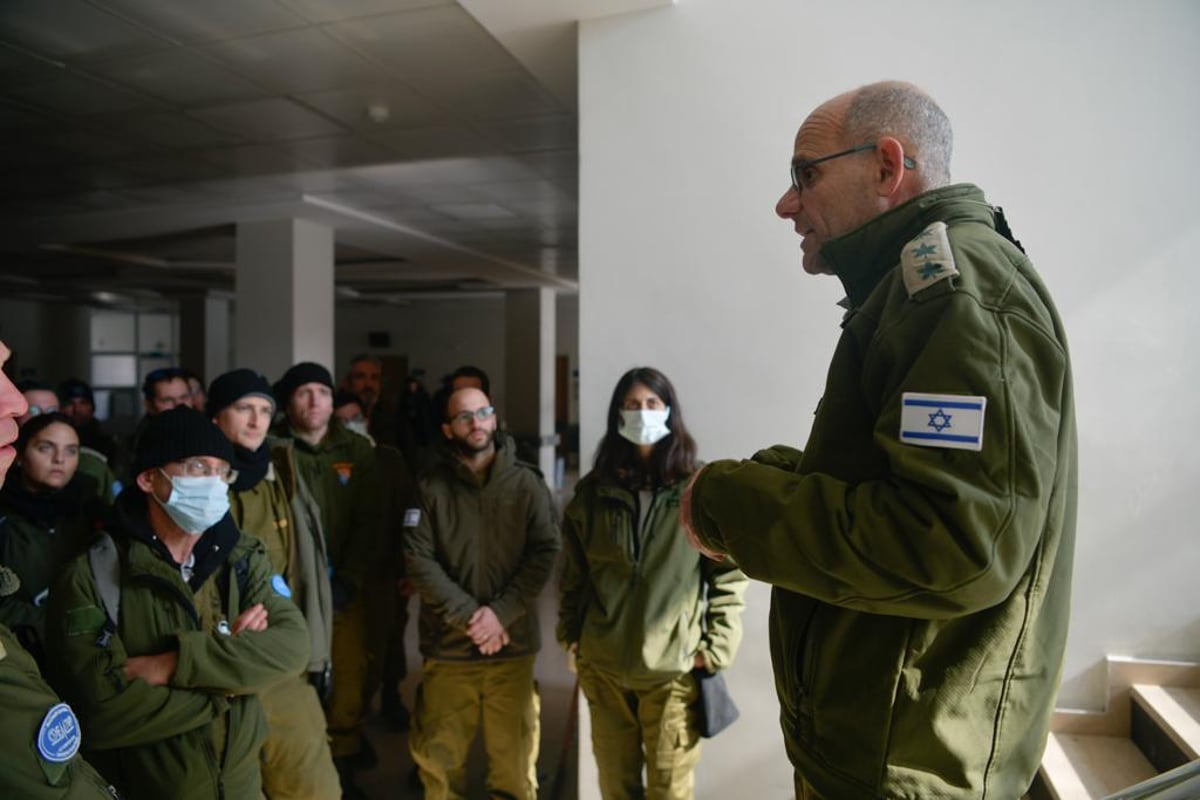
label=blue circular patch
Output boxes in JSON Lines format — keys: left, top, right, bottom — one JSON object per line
{"left": 37, "top": 703, "right": 81, "bottom": 763}
{"left": 271, "top": 574, "right": 292, "bottom": 599}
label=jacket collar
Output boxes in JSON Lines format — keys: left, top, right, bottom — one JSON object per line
{"left": 112, "top": 488, "right": 240, "bottom": 591}
{"left": 821, "top": 183, "right": 992, "bottom": 309}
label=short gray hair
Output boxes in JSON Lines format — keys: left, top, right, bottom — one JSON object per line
{"left": 842, "top": 83, "right": 953, "bottom": 188}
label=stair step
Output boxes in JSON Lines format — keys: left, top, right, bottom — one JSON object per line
{"left": 1131, "top": 684, "right": 1200, "bottom": 761}
{"left": 1039, "top": 732, "right": 1157, "bottom": 799}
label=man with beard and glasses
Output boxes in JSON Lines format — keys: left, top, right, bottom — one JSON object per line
{"left": 271, "top": 362, "right": 383, "bottom": 799}
{"left": 208, "top": 369, "right": 340, "bottom": 799}
{"left": 403, "top": 387, "right": 560, "bottom": 800}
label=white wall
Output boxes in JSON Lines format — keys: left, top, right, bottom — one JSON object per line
{"left": 579, "top": 0, "right": 1200, "bottom": 791}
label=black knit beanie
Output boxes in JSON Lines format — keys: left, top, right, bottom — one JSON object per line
{"left": 133, "top": 406, "right": 234, "bottom": 476}
{"left": 206, "top": 369, "right": 275, "bottom": 418}
{"left": 274, "top": 362, "right": 334, "bottom": 408}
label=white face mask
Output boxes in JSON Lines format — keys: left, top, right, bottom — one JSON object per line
{"left": 154, "top": 471, "right": 230, "bottom": 535}
{"left": 618, "top": 407, "right": 672, "bottom": 446}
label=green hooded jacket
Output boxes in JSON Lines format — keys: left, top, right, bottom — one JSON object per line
{"left": 404, "top": 435, "right": 561, "bottom": 661}
{"left": 558, "top": 472, "right": 747, "bottom": 689}
{"left": 45, "top": 491, "right": 310, "bottom": 800}
{"left": 689, "top": 184, "right": 1077, "bottom": 799}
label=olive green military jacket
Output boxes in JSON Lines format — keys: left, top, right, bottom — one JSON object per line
{"left": 274, "top": 419, "right": 382, "bottom": 595}
{"left": 404, "top": 436, "right": 561, "bottom": 661}
{"left": 75, "top": 448, "right": 118, "bottom": 506}
{"left": 0, "top": 623, "right": 119, "bottom": 799}
{"left": 228, "top": 439, "right": 334, "bottom": 675}
{"left": 0, "top": 481, "right": 94, "bottom": 654}
{"left": 558, "top": 472, "right": 747, "bottom": 690}
{"left": 689, "top": 185, "right": 1077, "bottom": 800}
{"left": 45, "top": 493, "right": 310, "bottom": 800}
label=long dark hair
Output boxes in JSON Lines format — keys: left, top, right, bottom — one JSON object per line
{"left": 593, "top": 367, "right": 698, "bottom": 490}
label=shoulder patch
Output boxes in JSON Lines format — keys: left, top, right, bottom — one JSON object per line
{"left": 901, "top": 221, "right": 960, "bottom": 297}
{"left": 271, "top": 574, "right": 292, "bottom": 599}
{"left": 0, "top": 564, "right": 20, "bottom": 597}
{"left": 403, "top": 508, "right": 421, "bottom": 528}
{"left": 66, "top": 605, "right": 107, "bottom": 637}
{"left": 38, "top": 703, "right": 82, "bottom": 763}
{"left": 899, "top": 392, "right": 986, "bottom": 451}
{"left": 332, "top": 461, "right": 353, "bottom": 486}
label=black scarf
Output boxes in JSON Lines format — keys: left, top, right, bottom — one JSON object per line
{"left": 229, "top": 442, "right": 271, "bottom": 493}
{"left": 0, "top": 473, "right": 85, "bottom": 530}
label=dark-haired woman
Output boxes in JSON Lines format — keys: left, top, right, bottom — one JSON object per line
{"left": 558, "top": 367, "right": 748, "bottom": 800}
{"left": 0, "top": 413, "right": 97, "bottom": 667}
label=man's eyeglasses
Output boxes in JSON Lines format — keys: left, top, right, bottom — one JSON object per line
{"left": 168, "top": 459, "right": 237, "bottom": 484}
{"left": 449, "top": 406, "right": 495, "bottom": 426}
{"left": 789, "top": 142, "right": 916, "bottom": 194}
{"left": 26, "top": 404, "right": 58, "bottom": 417}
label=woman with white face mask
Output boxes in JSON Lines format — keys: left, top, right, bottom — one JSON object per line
{"left": 0, "top": 412, "right": 95, "bottom": 668}
{"left": 557, "top": 367, "right": 749, "bottom": 800}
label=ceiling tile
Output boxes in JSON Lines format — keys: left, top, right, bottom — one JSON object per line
{"left": 0, "top": 0, "right": 170, "bottom": 62}
{"left": 476, "top": 114, "right": 576, "bottom": 152}
{"left": 6, "top": 73, "right": 156, "bottom": 115}
{"left": 96, "top": 110, "right": 244, "bottom": 149}
{"left": 95, "top": 0, "right": 308, "bottom": 44}
{"left": 295, "top": 84, "right": 441, "bottom": 131}
{"left": 276, "top": 134, "right": 398, "bottom": 168}
{"left": 277, "top": 0, "right": 449, "bottom": 25}
{"left": 196, "top": 144, "right": 312, "bottom": 176}
{"left": 189, "top": 98, "right": 345, "bottom": 141}
{"left": 433, "top": 71, "right": 561, "bottom": 122}
{"left": 364, "top": 125, "right": 497, "bottom": 160}
{"left": 201, "top": 28, "right": 379, "bottom": 94}
{"left": 326, "top": 5, "right": 514, "bottom": 76}
{"left": 87, "top": 49, "right": 270, "bottom": 106}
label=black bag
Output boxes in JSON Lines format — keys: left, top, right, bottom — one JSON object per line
{"left": 692, "top": 668, "right": 739, "bottom": 737}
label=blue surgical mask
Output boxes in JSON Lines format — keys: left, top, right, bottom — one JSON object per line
{"left": 155, "top": 471, "right": 230, "bottom": 535}
{"left": 618, "top": 407, "right": 672, "bottom": 446}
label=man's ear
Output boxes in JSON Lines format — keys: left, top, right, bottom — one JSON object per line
{"left": 441, "top": 422, "right": 453, "bottom": 441}
{"left": 874, "top": 136, "right": 908, "bottom": 198}
{"left": 135, "top": 469, "right": 157, "bottom": 493}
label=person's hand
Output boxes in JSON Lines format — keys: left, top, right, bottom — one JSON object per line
{"left": 693, "top": 652, "right": 709, "bottom": 671}
{"left": 467, "top": 606, "right": 505, "bottom": 646}
{"left": 231, "top": 603, "right": 269, "bottom": 634}
{"left": 478, "top": 628, "right": 511, "bottom": 656}
{"left": 681, "top": 468, "right": 726, "bottom": 562}
{"left": 123, "top": 652, "right": 178, "bottom": 686}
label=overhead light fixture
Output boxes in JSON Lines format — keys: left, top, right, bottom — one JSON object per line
{"left": 365, "top": 103, "right": 390, "bottom": 124}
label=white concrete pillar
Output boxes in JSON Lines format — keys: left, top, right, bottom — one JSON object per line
{"left": 234, "top": 219, "right": 334, "bottom": 380}
{"left": 505, "top": 288, "right": 557, "bottom": 484}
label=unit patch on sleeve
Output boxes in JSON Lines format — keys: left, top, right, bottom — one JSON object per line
{"left": 332, "top": 461, "right": 353, "bottom": 486}
{"left": 899, "top": 392, "right": 986, "bottom": 451}
{"left": 901, "top": 221, "right": 960, "bottom": 297}
{"left": 37, "top": 703, "right": 82, "bottom": 763}
{"left": 403, "top": 508, "right": 421, "bottom": 528}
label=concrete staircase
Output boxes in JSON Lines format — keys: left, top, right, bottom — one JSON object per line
{"left": 1031, "top": 657, "right": 1200, "bottom": 799}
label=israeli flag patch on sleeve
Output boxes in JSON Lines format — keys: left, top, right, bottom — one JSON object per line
{"left": 271, "top": 574, "right": 292, "bottom": 599}
{"left": 403, "top": 508, "right": 421, "bottom": 528}
{"left": 38, "top": 703, "right": 81, "bottom": 763}
{"left": 899, "top": 392, "right": 986, "bottom": 451}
